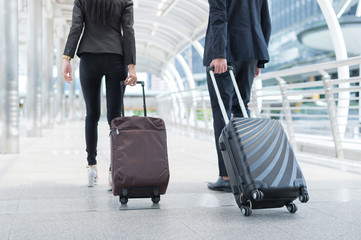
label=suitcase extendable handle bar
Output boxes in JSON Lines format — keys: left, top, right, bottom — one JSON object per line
{"left": 120, "top": 81, "right": 147, "bottom": 117}
{"left": 207, "top": 66, "right": 249, "bottom": 125}
{"left": 207, "top": 66, "right": 234, "bottom": 72}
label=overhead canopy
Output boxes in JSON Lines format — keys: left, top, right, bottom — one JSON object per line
{"left": 298, "top": 16, "right": 361, "bottom": 56}
{"left": 51, "top": 0, "right": 209, "bottom": 75}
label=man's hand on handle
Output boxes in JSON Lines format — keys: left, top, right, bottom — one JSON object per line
{"left": 210, "top": 58, "right": 262, "bottom": 78}
{"left": 210, "top": 58, "right": 227, "bottom": 74}
{"left": 255, "top": 68, "right": 261, "bottom": 78}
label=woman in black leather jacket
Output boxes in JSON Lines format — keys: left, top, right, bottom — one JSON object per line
{"left": 62, "top": 0, "right": 137, "bottom": 188}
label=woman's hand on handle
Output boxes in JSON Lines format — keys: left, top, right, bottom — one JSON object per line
{"left": 125, "top": 64, "right": 137, "bottom": 86}
{"left": 62, "top": 59, "right": 73, "bottom": 84}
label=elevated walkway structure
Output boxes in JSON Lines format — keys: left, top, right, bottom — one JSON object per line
{"left": 1, "top": 0, "right": 361, "bottom": 239}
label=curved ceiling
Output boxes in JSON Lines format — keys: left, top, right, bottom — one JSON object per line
{"left": 49, "top": 0, "right": 209, "bottom": 76}
{"left": 134, "top": 0, "right": 209, "bottom": 75}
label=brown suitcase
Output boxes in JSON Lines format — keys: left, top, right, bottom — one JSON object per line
{"left": 110, "top": 81, "right": 170, "bottom": 204}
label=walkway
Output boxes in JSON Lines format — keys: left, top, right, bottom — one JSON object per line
{"left": 1, "top": 119, "right": 361, "bottom": 240}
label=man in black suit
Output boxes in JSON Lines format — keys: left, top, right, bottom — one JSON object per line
{"left": 204, "top": 0, "right": 271, "bottom": 191}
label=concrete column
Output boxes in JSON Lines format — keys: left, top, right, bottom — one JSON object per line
{"left": 0, "top": 0, "right": 20, "bottom": 153}
{"left": 359, "top": 64, "right": 361, "bottom": 134}
{"left": 26, "top": 0, "right": 43, "bottom": 137}
{"left": 42, "top": 11, "right": 54, "bottom": 128}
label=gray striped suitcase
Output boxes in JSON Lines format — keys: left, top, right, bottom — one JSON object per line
{"left": 208, "top": 66, "right": 309, "bottom": 216}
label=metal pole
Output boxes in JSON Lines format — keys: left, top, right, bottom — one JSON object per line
{"left": 356, "top": 0, "right": 361, "bottom": 17}
{"left": 317, "top": 0, "right": 350, "bottom": 138}
{"left": 359, "top": 64, "right": 361, "bottom": 135}
{"left": 56, "top": 36, "right": 65, "bottom": 124}
{"left": 0, "top": 0, "right": 19, "bottom": 153}
{"left": 26, "top": 0, "right": 43, "bottom": 137}
{"left": 42, "top": 10, "right": 54, "bottom": 128}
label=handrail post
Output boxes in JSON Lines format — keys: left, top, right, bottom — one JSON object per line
{"left": 276, "top": 77, "right": 297, "bottom": 150}
{"left": 201, "top": 95, "right": 209, "bottom": 133}
{"left": 251, "top": 79, "right": 262, "bottom": 118}
{"left": 192, "top": 90, "right": 198, "bottom": 129}
{"left": 320, "top": 71, "right": 344, "bottom": 159}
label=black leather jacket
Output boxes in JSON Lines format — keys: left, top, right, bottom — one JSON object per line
{"left": 63, "top": 0, "right": 136, "bottom": 65}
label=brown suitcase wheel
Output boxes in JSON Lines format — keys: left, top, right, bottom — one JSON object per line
{"left": 152, "top": 196, "right": 160, "bottom": 204}
{"left": 120, "top": 196, "right": 128, "bottom": 204}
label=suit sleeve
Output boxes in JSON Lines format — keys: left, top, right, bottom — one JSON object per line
{"left": 122, "top": 0, "right": 136, "bottom": 65}
{"left": 258, "top": 0, "right": 272, "bottom": 68}
{"left": 63, "top": 0, "right": 84, "bottom": 58}
{"left": 261, "top": 0, "right": 271, "bottom": 46}
{"left": 208, "top": 0, "right": 227, "bottom": 60}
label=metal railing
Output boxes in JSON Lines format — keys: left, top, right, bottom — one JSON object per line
{"left": 156, "top": 56, "right": 361, "bottom": 160}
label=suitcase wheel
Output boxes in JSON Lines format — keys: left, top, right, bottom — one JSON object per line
{"left": 120, "top": 196, "right": 128, "bottom": 205}
{"left": 251, "top": 189, "right": 264, "bottom": 201}
{"left": 286, "top": 202, "right": 298, "bottom": 213}
{"left": 240, "top": 206, "right": 252, "bottom": 216}
{"left": 299, "top": 193, "right": 309, "bottom": 203}
{"left": 152, "top": 196, "right": 160, "bottom": 204}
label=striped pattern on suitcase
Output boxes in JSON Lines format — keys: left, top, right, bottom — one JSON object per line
{"left": 219, "top": 117, "right": 309, "bottom": 214}
{"left": 231, "top": 118, "right": 306, "bottom": 191}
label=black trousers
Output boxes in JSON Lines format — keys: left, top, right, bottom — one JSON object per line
{"left": 79, "top": 53, "right": 128, "bottom": 166}
{"left": 206, "top": 61, "right": 257, "bottom": 177}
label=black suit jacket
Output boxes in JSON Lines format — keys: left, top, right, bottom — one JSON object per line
{"left": 63, "top": 0, "right": 136, "bottom": 65}
{"left": 203, "top": 0, "right": 271, "bottom": 68}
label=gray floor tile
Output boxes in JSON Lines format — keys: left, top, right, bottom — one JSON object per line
{"left": 0, "top": 199, "right": 19, "bottom": 215}
{"left": 0, "top": 215, "right": 13, "bottom": 240}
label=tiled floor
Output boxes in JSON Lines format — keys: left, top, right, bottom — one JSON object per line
{"left": 1, "top": 120, "right": 361, "bottom": 240}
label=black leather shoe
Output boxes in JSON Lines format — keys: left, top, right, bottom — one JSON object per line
{"left": 207, "top": 177, "right": 232, "bottom": 192}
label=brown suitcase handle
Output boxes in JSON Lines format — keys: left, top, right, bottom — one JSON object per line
{"left": 120, "top": 81, "right": 147, "bottom": 117}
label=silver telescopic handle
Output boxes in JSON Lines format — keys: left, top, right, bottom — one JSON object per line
{"left": 227, "top": 68, "right": 249, "bottom": 118}
{"left": 207, "top": 66, "right": 249, "bottom": 125}
{"left": 207, "top": 67, "right": 230, "bottom": 124}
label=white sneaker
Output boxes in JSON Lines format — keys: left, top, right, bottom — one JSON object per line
{"left": 87, "top": 166, "right": 97, "bottom": 187}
